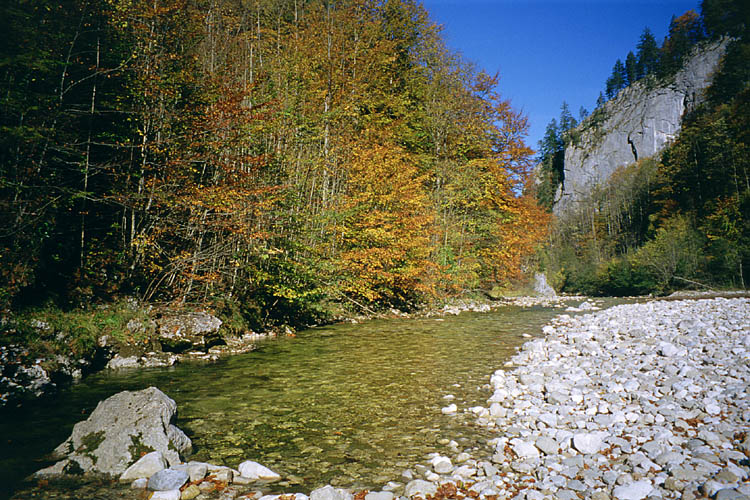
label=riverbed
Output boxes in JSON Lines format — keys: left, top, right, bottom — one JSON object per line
{"left": 1, "top": 298, "right": 602, "bottom": 498}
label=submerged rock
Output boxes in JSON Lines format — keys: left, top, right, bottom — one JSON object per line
{"left": 238, "top": 460, "right": 281, "bottom": 480}
{"left": 148, "top": 468, "right": 189, "bottom": 491}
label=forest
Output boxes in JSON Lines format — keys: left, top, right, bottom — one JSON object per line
{"left": 0, "top": 0, "right": 548, "bottom": 328}
{"left": 536, "top": 0, "right": 750, "bottom": 296}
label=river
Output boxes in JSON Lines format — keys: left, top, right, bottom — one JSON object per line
{"left": 1, "top": 299, "right": 602, "bottom": 498}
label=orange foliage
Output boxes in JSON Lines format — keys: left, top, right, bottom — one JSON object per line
{"left": 334, "top": 134, "right": 437, "bottom": 305}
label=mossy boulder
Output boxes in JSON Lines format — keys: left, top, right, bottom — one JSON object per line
{"left": 36, "top": 387, "right": 191, "bottom": 477}
{"left": 156, "top": 311, "right": 223, "bottom": 353}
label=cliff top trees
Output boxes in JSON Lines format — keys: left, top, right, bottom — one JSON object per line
{"left": 636, "top": 27, "right": 660, "bottom": 78}
{"left": 659, "top": 10, "right": 705, "bottom": 75}
{"left": 606, "top": 59, "right": 627, "bottom": 99}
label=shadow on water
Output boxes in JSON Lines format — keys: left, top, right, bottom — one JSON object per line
{"left": 1, "top": 300, "right": 612, "bottom": 498}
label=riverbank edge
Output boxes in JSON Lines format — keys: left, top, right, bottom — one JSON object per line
{"left": 9, "top": 292, "right": 750, "bottom": 500}
{"left": 233, "top": 294, "right": 749, "bottom": 500}
{"left": 0, "top": 290, "right": 750, "bottom": 413}
{"left": 0, "top": 291, "right": 591, "bottom": 410}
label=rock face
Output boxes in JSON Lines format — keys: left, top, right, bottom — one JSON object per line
{"left": 533, "top": 272, "right": 556, "bottom": 297}
{"left": 555, "top": 39, "right": 729, "bottom": 215}
{"left": 37, "top": 387, "right": 192, "bottom": 477}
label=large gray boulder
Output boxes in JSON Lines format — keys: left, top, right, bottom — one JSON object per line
{"left": 157, "top": 311, "right": 223, "bottom": 353}
{"left": 36, "top": 387, "right": 191, "bottom": 477}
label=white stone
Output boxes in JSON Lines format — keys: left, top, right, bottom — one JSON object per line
{"left": 431, "top": 455, "right": 453, "bottom": 474}
{"left": 120, "top": 451, "right": 167, "bottom": 482}
{"left": 237, "top": 460, "right": 281, "bottom": 481}
{"left": 150, "top": 490, "right": 181, "bottom": 500}
{"left": 612, "top": 480, "right": 653, "bottom": 500}
{"left": 365, "top": 492, "right": 394, "bottom": 500}
{"left": 310, "top": 485, "right": 353, "bottom": 500}
{"left": 441, "top": 404, "right": 458, "bottom": 414}
{"left": 658, "top": 342, "right": 681, "bottom": 357}
{"left": 404, "top": 479, "right": 437, "bottom": 498}
{"left": 511, "top": 439, "right": 540, "bottom": 459}
{"left": 572, "top": 432, "right": 607, "bottom": 454}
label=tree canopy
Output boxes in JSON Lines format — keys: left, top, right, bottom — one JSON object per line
{"left": 0, "top": 0, "right": 548, "bottom": 321}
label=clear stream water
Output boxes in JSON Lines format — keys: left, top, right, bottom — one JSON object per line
{"left": 0, "top": 300, "right": 606, "bottom": 498}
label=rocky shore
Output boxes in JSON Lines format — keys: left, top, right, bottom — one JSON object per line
{"left": 399, "top": 297, "right": 750, "bottom": 500}
{"left": 13, "top": 296, "right": 750, "bottom": 500}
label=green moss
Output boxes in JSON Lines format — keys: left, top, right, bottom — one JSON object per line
{"left": 128, "top": 433, "right": 155, "bottom": 459}
{"left": 62, "top": 459, "right": 85, "bottom": 475}
{"left": 76, "top": 431, "right": 105, "bottom": 464}
{"left": 1, "top": 299, "right": 156, "bottom": 363}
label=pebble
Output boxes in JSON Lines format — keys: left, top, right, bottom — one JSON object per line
{"left": 404, "top": 479, "right": 437, "bottom": 498}
{"left": 120, "top": 451, "right": 167, "bottom": 482}
{"left": 612, "top": 480, "right": 653, "bottom": 500}
{"left": 151, "top": 490, "right": 182, "bottom": 500}
{"left": 441, "top": 404, "right": 458, "bottom": 414}
{"left": 148, "top": 468, "right": 189, "bottom": 491}
{"left": 238, "top": 460, "right": 281, "bottom": 481}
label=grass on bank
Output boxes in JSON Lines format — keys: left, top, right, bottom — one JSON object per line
{"left": 0, "top": 300, "right": 156, "bottom": 365}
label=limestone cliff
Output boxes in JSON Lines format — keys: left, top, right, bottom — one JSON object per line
{"left": 554, "top": 39, "right": 730, "bottom": 215}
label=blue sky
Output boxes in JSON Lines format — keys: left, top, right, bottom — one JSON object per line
{"left": 420, "top": 0, "right": 701, "bottom": 152}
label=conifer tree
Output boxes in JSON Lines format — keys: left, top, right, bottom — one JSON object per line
{"left": 625, "top": 51, "right": 638, "bottom": 85}
{"left": 636, "top": 27, "right": 660, "bottom": 78}
{"left": 558, "top": 101, "right": 578, "bottom": 137}
{"left": 606, "top": 59, "right": 627, "bottom": 99}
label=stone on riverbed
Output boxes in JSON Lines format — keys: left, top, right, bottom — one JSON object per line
{"left": 612, "top": 480, "right": 653, "bottom": 500}
{"left": 119, "top": 451, "right": 167, "bottom": 482}
{"left": 150, "top": 490, "right": 181, "bottom": 500}
{"left": 430, "top": 455, "right": 453, "bottom": 473}
{"left": 238, "top": 460, "right": 281, "bottom": 480}
{"left": 148, "top": 468, "right": 189, "bottom": 491}
{"left": 572, "top": 432, "right": 608, "bottom": 455}
{"left": 441, "top": 404, "right": 457, "bottom": 414}
{"left": 364, "top": 492, "right": 394, "bottom": 500}
{"left": 310, "top": 485, "right": 353, "bottom": 500}
{"left": 404, "top": 479, "right": 438, "bottom": 498}
{"left": 36, "top": 387, "right": 192, "bottom": 477}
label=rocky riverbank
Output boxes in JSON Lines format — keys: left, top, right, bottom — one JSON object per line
{"left": 241, "top": 297, "right": 749, "bottom": 500}
{"left": 0, "top": 292, "right": 586, "bottom": 409}
{"left": 0, "top": 306, "right": 283, "bottom": 408}
{"left": 396, "top": 296, "right": 750, "bottom": 500}
{"left": 12, "top": 296, "right": 749, "bottom": 500}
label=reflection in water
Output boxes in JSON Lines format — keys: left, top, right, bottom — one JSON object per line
{"left": 0, "top": 303, "right": 583, "bottom": 497}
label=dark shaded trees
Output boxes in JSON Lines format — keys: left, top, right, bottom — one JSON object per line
{"left": 605, "top": 59, "right": 627, "bottom": 99}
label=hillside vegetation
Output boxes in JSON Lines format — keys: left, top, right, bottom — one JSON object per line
{"left": 536, "top": 0, "right": 750, "bottom": 295}
{"left": 0, "top": 0, "right": 548, "bottom": 328}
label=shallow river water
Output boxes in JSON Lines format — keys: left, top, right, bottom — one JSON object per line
{"left": 1, "top": 300, "right": 606, "bottom": 498}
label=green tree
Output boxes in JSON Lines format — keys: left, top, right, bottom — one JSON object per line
{"left": 558, "top": 101, "right": 578, "bottom": 137}
{"left": 701, "top": 0, "right": 750, "bottom": 39}
{"left": 659, "top": 11, "right": 704, "bottom": 76}
{"left": 636, "top": 27, "right": 660, "bottom": 78}
{"left": 633, "top": 215, "right": 704, "bottom": 291}
{"left": 605, "top": 59, "right": 627, "bottom": 99}
{"left": 625, "top": 51, "right": 638, "bottom": 85}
